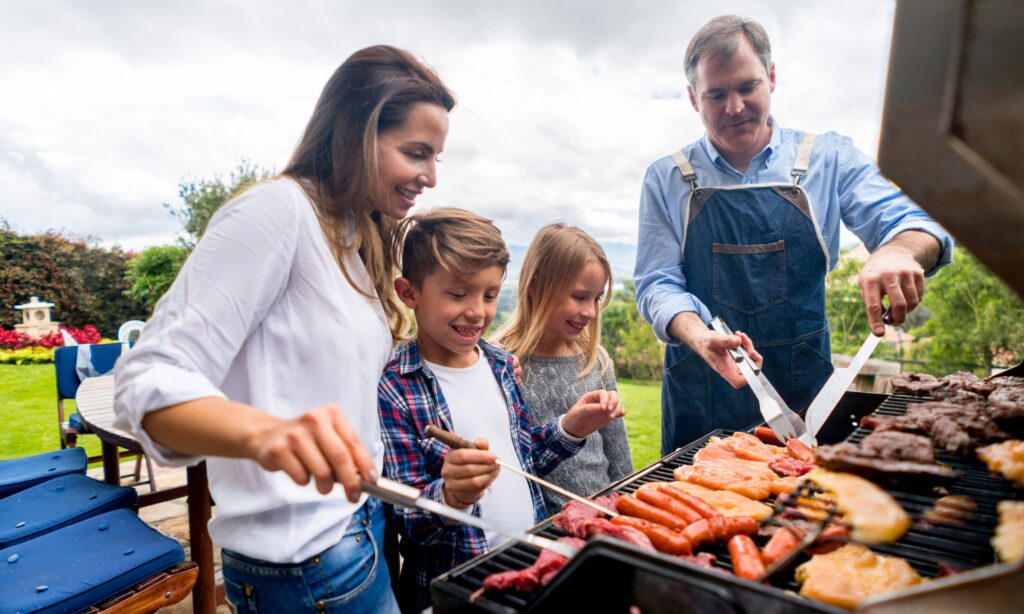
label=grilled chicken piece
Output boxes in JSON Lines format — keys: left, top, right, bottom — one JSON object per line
{"left": 795, "top": 544, "right": 924, "bottom": 610}
{"left": 993, "top": 501, "right": 1024, "bottom": 563}
{"left": 806, "top": 469, "right": 910, "bottom": 544}
{"left": 977, "top": 439, "right": 1024, "bottom": 486}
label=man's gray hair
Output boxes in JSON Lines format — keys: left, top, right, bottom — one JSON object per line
{"left": 684, "top": 15, "right": 772, "bottom": 87}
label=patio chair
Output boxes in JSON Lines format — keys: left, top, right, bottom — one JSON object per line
{"left": 54, "top": 343, "right": 156, "bottom": 490}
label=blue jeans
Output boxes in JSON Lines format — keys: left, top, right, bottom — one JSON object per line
{"left": 222, "top": 498, "right": 399, "bottom": 613}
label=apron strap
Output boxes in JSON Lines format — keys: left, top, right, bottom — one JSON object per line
{"left": 672, "top": 151, "right": 698, "bottom": 191}
{"left": 791, "top": 133, "right": 817, "bottom": 185}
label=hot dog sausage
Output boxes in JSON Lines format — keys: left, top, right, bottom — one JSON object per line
{"left": 754, "top": 426, "right": 783, "bottom": 446}
{"left": 615, "top": 495, "right": 688, "bottom": 531}
{"left": 681, "top": 518, "right": 714, "bottom": 548}
{"left": 653, "top": 485, "right": 704, "bottom": 524}
{"left": 611, "top": 516, "right": 693, "bottom": 555}
{"left": 761, "top": 527, "right": 801, "bottom": 565}
{"left": 786, "top": 438, "right": 816, "bottom": 464}
{"left": 728, "top": 534, "right": 766, "bottom": 581}
{"left": 662, "top": 490, "right": 723, "bottom": 522}
{"left": 721, "top": 516, "right": 759, "bottom": 539}
{"left": 637, "top": 489, "right": 699, "bottom": 526}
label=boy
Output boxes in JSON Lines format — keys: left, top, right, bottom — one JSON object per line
{"left": 378, "top": 208, "right": 624, "bottom": 612}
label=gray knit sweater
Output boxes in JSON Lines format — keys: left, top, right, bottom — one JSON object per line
{"left": 520, "top": 352, "right": 633, "bottom": 516}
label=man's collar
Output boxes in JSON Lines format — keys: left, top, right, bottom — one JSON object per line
{"left": 701, "top": 115, "right": 780, "bottom": 170}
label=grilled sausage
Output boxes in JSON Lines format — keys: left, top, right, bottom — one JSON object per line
{"left": 754, "top": 426, "right": 783, "bottom": 446}
{"left": 786, "top": 439, "right": 816, "bottom": 464}
{"left": 653, "top": 485, "right": 705, "bottom": 524}
{"left": 637, "top": 488, "right": 700, "bottom": 525}
{"left": 805, "top": 524, "right": 849, "bottom": 555}
{"left": 761, "top": 527, "right": 801, "bottom": 565}
{"left": 728, "top": 534, "right": 766, "bottom": 581}
{"left": 721, "top": 516, "right": 759, "bottom": 539}
{"left": 681, "top": 518, "right": 714, "bottom": 548}
{"left": 663, "top": 490, "right": 723, "bottom": 522}
{"left": 611, "top": 516, "right": 693, "bottom": 555}
{"left": 616, "top": 495, "right": 688, "bottom": 531}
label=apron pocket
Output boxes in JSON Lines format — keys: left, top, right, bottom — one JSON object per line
{"left": 712, "top": 240, "right": 787, "bottom": 315}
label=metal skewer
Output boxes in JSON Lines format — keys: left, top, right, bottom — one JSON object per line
{"left": 362, "top": 477, "right": 580, "bottom": 558}
{"left": 424, "top": 424, "right": 620, "bottom": 518}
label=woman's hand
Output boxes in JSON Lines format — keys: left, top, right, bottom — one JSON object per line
{"left": 247, "top": 403, "right": 379, "bottom": 502}
{"left": 440, "top": 438, "right": 499, "bottom": 508}
{"left": 561, "top": 389, "right": 626, "bottom": 439}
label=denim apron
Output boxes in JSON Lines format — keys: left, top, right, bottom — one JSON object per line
{"left": 660, "top": 134, "right": 833, "bottom": 454}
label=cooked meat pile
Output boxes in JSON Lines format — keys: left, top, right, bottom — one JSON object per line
{"left": 805, "top": 469, "right": 910, "bottom": 544}
{"left": 889, "top": 372, "right": 944, "bottom": 394}
{"left": 815, "top": 431, "right": 962, "bottom": 479}
{"left": 861, "top": 402, "right": 1011, "bottom": 454}
{"left": 976, "top": 439, "right": 1024, "bottom": 486}
{"left": 993, "top": 501, "right": 1024, "bottom": 563}
{"left": 794, "top": 544, "right": 925, "bottom": 610}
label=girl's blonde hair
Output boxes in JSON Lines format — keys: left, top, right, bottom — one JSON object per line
{"left": 495, "top": 222, "right": 613, "bottom": 377}
{"left": 281, "top": 45, "right": 455, "bottom": 342}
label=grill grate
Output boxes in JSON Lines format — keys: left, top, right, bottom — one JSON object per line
{"left": 431, "top": 392, "right": 1022, "bottom": 612}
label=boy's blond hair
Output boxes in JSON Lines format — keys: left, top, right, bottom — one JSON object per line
{"left": 398, "top": 207, "right": 510, "bottom": 289}
{"left": 494, "top": 222, "right": 612, "bottom": 377}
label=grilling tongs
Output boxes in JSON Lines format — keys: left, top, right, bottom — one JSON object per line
{"left": 362, "top": 477, "right": 580, "bottom": 558}
{"left": 710, "top": 316, "right": 811, "bottom": 445}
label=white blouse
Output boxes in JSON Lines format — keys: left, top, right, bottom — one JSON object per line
{"left": 114, "top": 178, "right": 393, "bottom": 563}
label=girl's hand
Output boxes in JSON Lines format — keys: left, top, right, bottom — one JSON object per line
{"left": 440, "top": 438, "right": 500, "bottom": 508}
{"left": 247, "top": 403, "right": 378, "bottom": 502}
{"left": 561, "top": 389, "right": 626, "bottom": 439}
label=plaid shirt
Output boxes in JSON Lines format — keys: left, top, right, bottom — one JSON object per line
{"left": 378, "top": 339, "right": 584, "bottom": 611}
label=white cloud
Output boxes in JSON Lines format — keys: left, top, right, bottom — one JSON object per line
{"left": 0, "top": 0, "right": 897, "bottom": 256}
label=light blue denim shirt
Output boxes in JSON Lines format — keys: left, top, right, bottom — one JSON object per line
{"left": 634, "top": 118, "right": 954, "bottom": 345}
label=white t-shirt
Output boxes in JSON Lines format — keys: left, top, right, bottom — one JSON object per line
{"left": 114, "top": 178, "right": 393, "bottom": 563}
{"left": 425, "top": 351, "right": 535, "bottom": 547}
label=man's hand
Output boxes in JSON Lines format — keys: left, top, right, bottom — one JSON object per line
{"left": 668, "top": 312, "right": 762, "bottom": 389}
{"left": 858, "top": 231, "right": 939, "bottom": 335}
{"left": 561, "top": 389, "right": 626, "bottom": 438}
{"left": 440, "top": 439, "right": 499, "bottom": 508}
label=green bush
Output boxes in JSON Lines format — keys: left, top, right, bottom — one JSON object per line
{"left": 603, "top": 282, "right": 664, "bottom": 380}
{"left": 0, "top": 347, "right": 55, "bottom": 365}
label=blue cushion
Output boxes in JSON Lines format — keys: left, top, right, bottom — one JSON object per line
{"left": 0, "top": 509, "right": 184, "bottom": 614}
{"left": 54, "top": 343, "right": 123, "bottom": 401}
{"left": 0, "top": 474, "right": 138, "bottom": 548}
{"left": 0, "top": 448, "right": 87, "bottom": 498}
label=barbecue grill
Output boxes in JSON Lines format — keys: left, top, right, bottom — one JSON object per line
{"left": 431, "top": 390, "right": 1024, "bottom": 612}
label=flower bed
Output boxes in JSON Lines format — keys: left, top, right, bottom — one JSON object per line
{"left": 0, "top": 326, "right": 104, "bottom": 364}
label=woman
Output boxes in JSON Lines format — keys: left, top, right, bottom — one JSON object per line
{"left": 114, "top": 45, "right": 455, "bottom": 612}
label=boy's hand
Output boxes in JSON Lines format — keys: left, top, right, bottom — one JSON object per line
{"left": 441, "top": 438, "right": 499, "bottom": 508}
{"left": 561, "top": 390, "right": 626, "bottom": 439}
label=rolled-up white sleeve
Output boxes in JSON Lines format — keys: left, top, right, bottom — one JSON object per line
{"left": 113, "top": 184, "right": 299, "bottom": 466}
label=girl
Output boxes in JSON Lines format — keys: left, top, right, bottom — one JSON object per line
{"left": 113, "top": 46, "right": 454, "bottom": 613}
{"left": 494, "top": 222, "right": 632, "bottom": 515}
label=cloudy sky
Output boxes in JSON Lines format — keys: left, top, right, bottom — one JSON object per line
{"left": 1, "top": 0, "right": 897, "bottom": 260}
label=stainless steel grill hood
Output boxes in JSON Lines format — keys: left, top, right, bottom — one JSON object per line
{"left": 879, "top": 0, "right": 1024, "bottom": 297}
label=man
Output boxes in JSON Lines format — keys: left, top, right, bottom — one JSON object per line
{"left": 634, "top": 15, "right": 953, "bottom": 454}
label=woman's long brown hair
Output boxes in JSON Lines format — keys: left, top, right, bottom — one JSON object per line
{"left": 282, "top": 45, "right": 455, "bottom": 341}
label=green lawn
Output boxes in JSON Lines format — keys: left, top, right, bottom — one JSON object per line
{"left": 1, "top": 365, "right": 664, "bottom": 470}
{"left": 618, "top": 378, "right": 662, "bottom": 470}
{"left": 0, "top": 364, "right": 102, "bottom": 461}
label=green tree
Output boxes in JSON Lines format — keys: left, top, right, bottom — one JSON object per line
{"left": 124, "top": 245, "right": 190, "bottom": 313}
{"left": 165, "top": 161, "right": 272, "bottom": 247}
{"left": 602, "top": 281, "right": 664, "bottom": 380}
{"left": 910, "top": 247, "right": 1024, "bottom": 374}
{"left": 0, "top": 227, "right": 145, "bottom": 336}
{"left": 825, "top": 257, "right": 869, "bottom": 356}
